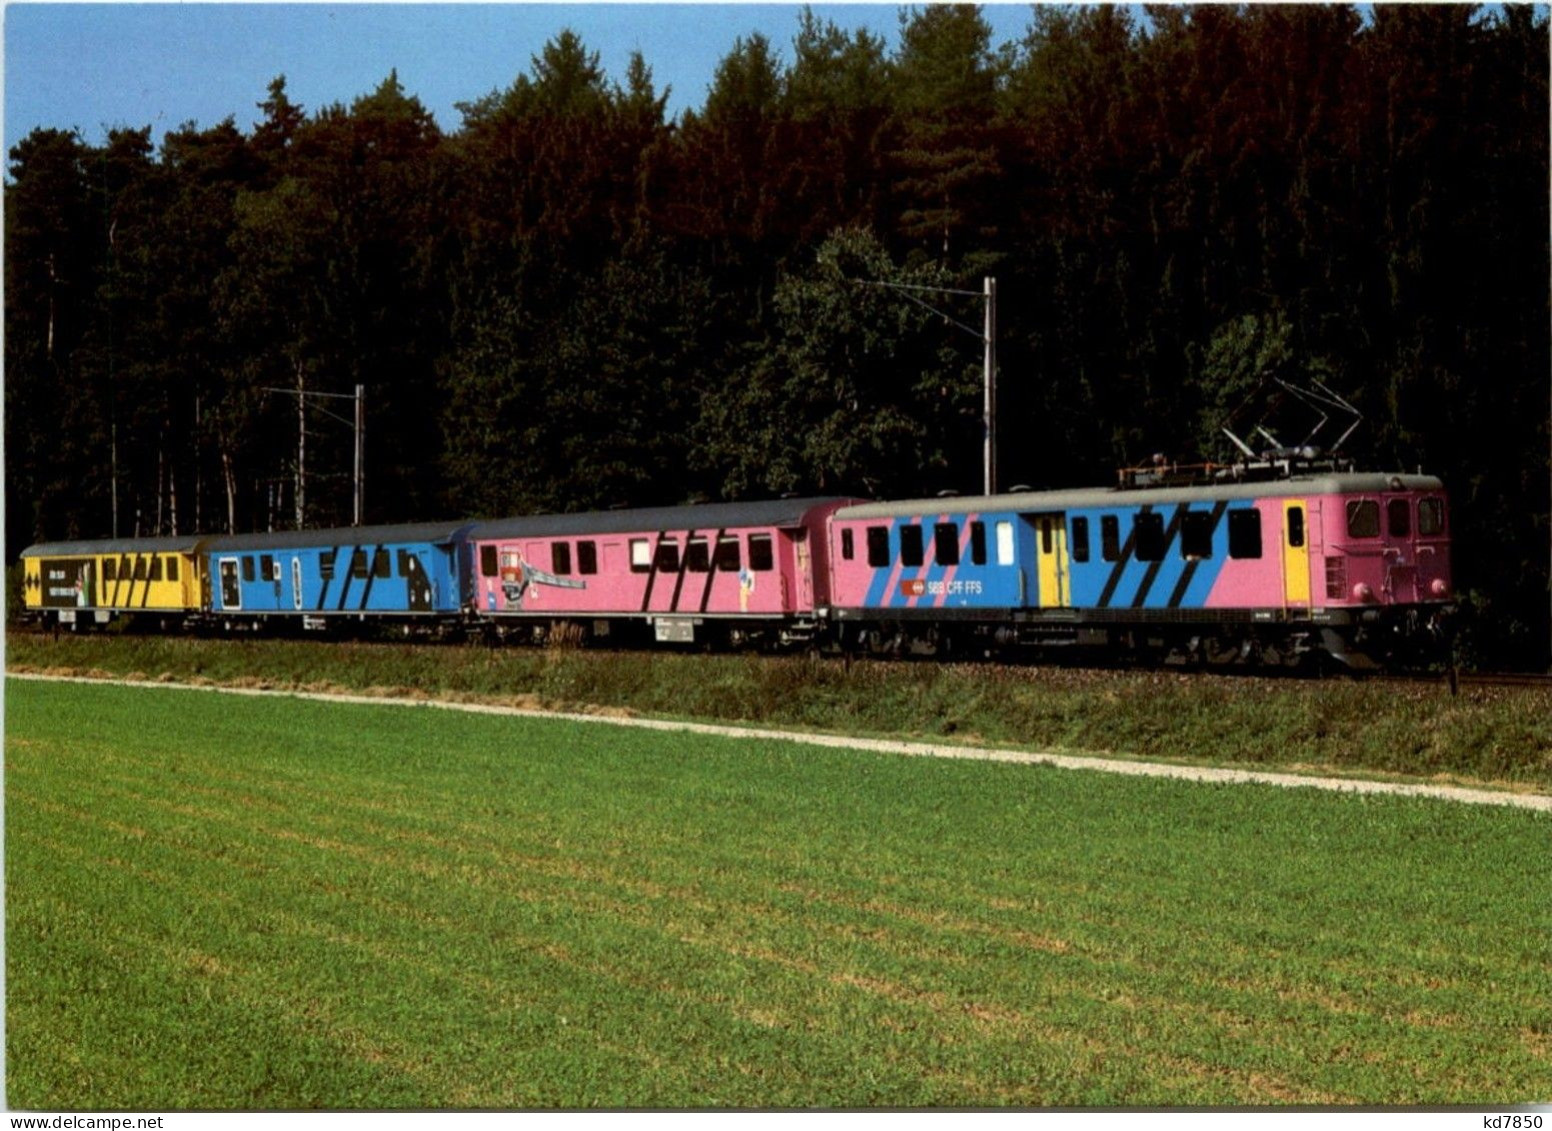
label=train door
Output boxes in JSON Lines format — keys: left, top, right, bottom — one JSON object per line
{"left": 218, "top": 558, "right": 242, "bottom": 610}
{"left": 787, "top": 528, "right": 813, "bottom": 610}
{"left": 1023, "top": 513, "right": 1071, "bottom": 608}
{"left": 1282, "top": 500, "right": 1310, "bottom": 609}
{"left": 1412, "top": 494, "right": 1448, "bottom": 600}
{"left": 1383, "top": 496, "right": 1420, "bottom": 603}
{"left": 403, "top": 551, "right": 434, "bottom": 613}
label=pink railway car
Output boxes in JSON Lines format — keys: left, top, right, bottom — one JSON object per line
{"left": 465, "top": 497, "right": 863, "bottom": 647}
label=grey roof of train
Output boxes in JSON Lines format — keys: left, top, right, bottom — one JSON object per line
{"left": 203, "top": 522, "right": 477, "bottom": 551}
{"left": 471, "top": 497, "right": 859, "bottom": 540}
{"left": 23, "top": 523, "right": 478, "bottom": 558}
{"left": 21, "top": 535, "right": 208, "bottom": 558}
{"left": 834, "top": 473, "right": 1445, "bottom": 520}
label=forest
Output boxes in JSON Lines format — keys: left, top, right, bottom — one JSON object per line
{"left": 4, "top": 4, "right": 1549, "bottom": 663}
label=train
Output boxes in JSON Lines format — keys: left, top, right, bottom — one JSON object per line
{"left": 20, "top": 462, "right": 1454, "bottom": 670}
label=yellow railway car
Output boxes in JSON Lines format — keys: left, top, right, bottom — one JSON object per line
{"left": 20, "top": 537, "right": 208, "bottom": 626}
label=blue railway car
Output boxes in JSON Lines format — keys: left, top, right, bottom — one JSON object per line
{"left": 203, "top": 522, "right": 475, "bottom": 623}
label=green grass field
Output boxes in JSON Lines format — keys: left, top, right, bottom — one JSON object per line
{"left": 7, "top": 678, "right": 1550, "bottom": 1108}
{"left": 9, "top": 631, "right": 1552, "bottom": 790}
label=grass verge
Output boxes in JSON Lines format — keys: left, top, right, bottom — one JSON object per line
{"left": 7, "top": 678, "right": 1551, "bottom": 1108}
{"left": 7, "top": 631, "right": 1552, "bottom": 792}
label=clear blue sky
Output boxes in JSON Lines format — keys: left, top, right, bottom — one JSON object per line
{"left": 4, "top": 2, "right": 1046, "bottom": 150}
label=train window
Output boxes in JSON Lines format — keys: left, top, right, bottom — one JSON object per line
{"left": 1346, "top": 499, "right": 1378, "bottom": 538}
{"left": 397, "top": 549, "right": 412, "bottom": 576}
{"left": 629, "top": 539, "right": 651, "bottom": 572}
{"left": 654, "top": 539, "right": 681, "bottom": 572}
{"left": 1387, "top": 499, "right": 1411, "bottom": 538}
{"left": 1180, "top": 511, "right": 1214, "bottom": 560}
{"left": 1070, "top": 517, "right": 1090, "bottom": 563}
{"left": 350, "top": 549, "right": 369, "bottom": 579}
{"left": 578, "top": 541, "right": 599, "bottom": 574}
{"left": 104, "top": 559, "right": 116, "bottom": 582}
{"left": 167, "top": 556, "right": 180, "bottom": 582}
{"left": 552, "top": 542, "right": 572, "bottom": 575}
{"left": 749, "top": 534, "right": 775, "bottom": 571}
{"left": 1101, "top": 515, "right": 1120, "bottom": 562}
{"left": 260, "top": 554, "right": 274, "bottom": 581}
{"left": 320, "top": 555, "right": 336, "bottom": 581}
{"left": 1419, "top": 498, "right": 1445, "bottom": 536}
{"left": 1288, "top": 507, "right": 1306, "bottom": 548}
{"left": 1040, "top": 520, "right": 1054, "bottom": 555}
{"left": 715, "top": 537, "right": 740, "bottom": 571}
{"left": 996, "top": 521, "right": 1015, "bottom": 566}
{"left": 841, "top": 529, "right": 854, "bottom": 561}
{"left": 149, "top": 556, "right": 163, "bottom": 581}
{"left": 372, "top": 548, "right": 390, "bottom": 579}
{"left": 900, "top": 524, "right": 924, "bottom": 568}
{"left": 866, "top": 526, "right": 890, "bottom": 568}
{"left": 970, "top": 521, "right": 987, "bottom": 566}
{"left": 480, "top": 545, "right": 498, "bottom": 577}
{"left": 239, "top": 557, "right": 252, "bottom": 583}
{"left": 686, "top": 539, "right": 710, "bottom": 572}
{"left": 1228, "top": 510, "right": 1262, "bottom": 559}
{"left": 1134, "top": 513, "right": 1165, "bottom": 562}
{"left": 934, "top": 523, "right": 959, "bottom": 567}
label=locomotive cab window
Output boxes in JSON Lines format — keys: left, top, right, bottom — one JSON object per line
{"left": 480, "top": 545, "right": 499, "bottom": 577}
{"left": 1346, "top": 499, "right": 1379, "bottom": 538}
{"left": 900, "top": 524, "right": 924, "bottom": 568}
{"left": 1134, "top": 513, "right": 1165, "bottom": 562}
{"left": 748, "top": 534, "right": 774, "bottom": 572}
{"left": 933, "top": 523, "right": 959, "bottom": 567}
{"left": 577, "top": 541, "right": 599, "bottom": 574}
{"left": 1418, "top": 497, "right": 1445, "bottom": 536}
{"left": 840, "top": 528, "right": 854, "bottom": 561}
{"left": 1070, "top": 517, "right": 1090, "bottom": 563}
{"left": 552, "top": 542, "right": 572, "bottom": 575}
{"left": 866, "top": 527, "right": 890, "bottom": 568}
{"left": 1228, "top": 509, "right": 1262, "bottom": 559}
{"left": 1101, "top": 515, "right": 1120, "bottom": 562}
{"left": 1180, "top": 511, "right": 1214, "bottom": 560}
{"left": 1387, "top": 499, "right": 1411, "bottom": 538}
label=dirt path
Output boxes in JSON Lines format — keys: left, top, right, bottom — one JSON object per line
{"left": 9, "top": 671, "right": 1550, "bottom": 812}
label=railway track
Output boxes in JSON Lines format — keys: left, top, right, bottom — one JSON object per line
{"left": 1377, "top": 668, "right": 1552, "bottom": 693}
{"left": 11, "top": 621, "right": 1552, "bottom": 691}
